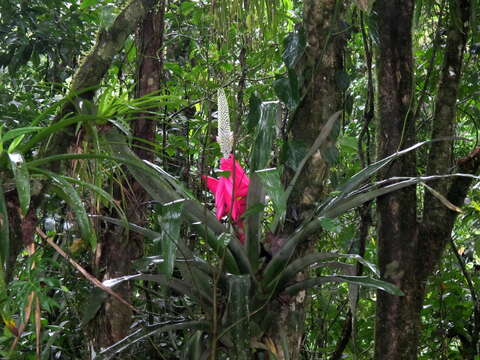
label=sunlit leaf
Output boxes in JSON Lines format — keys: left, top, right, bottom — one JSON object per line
{"left": 158, "top": 199, "right": 185, "bottom": 277}
{"left": 8, "top": 153, "right": 30, "bottom": 215}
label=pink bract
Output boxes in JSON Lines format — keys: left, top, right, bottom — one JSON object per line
{"left": 202, "top": 154, "right": 250, "bottom": 243}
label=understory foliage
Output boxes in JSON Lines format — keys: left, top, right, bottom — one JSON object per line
{"left": 0, "top": 0, "right": 479, "bottom": 359}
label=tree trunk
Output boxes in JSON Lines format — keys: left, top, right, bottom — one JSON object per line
{"left": 94, "top": 1, "right": 165, "bottom": 348}
{"left": 373, "top": 1, "right": 419, "bottom": 358}
{"left": 374, "top": 1, "right": 476, "bottom": 359}
{"left": 272, "top": 0, "right": 346, "bottom": 358}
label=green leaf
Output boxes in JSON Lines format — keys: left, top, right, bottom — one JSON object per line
{"left": 273, "top": 70, "right": 299, "bottom": 111}
{"left": 51, "top": 177, "right": 97, "bottom": 251}
{"left": 8, "top": 153, "right": 30, "bottom": 215}
{"left": 0, "top": 183, "right": 9, "bottom": 268}
{"left": 2, "top": 127, "right": 42, "bottom": 143}
{"left": 7, "top": 134, "right": 24, "bottom": 153}
{"left": 255, "top": 168, "right": 287, "bottom": 231}
{"left": 285, "top": 275, "right": 404, "bottom": 296}
{"left": 247, "top": 93, "right": 262, "bottom": 131}
{"left": 181, "top": 331, "right": 204, "bottom": 360}
{"left": 80, "top": 0, "right": 97, "bottom": 9}
{"left": 81, "top": 288, "right": 108, "bottom": 326}
{"left": 19, "top": 113, "right": 101, "bottom": 153}
{"left": 250, "top": 101, "right": 279, "bottom": 171}
{"left": 99, "top": 320, "right": 209, "bottom": 358}
{"left": 334, "top": 139, "right": 436, "bottom": 203}
{"left": 282, "top": 29, "right": 306, "bottom": 69}
{"left": 223, "top": 275, "right": 251, "bottom": 359}
{"left": 245, "top": 173, "right": 264, "bottom": 272}
{"left": 338, "top": 135, "right": 358, "bottom": 153}
{"left": 158, "top": 199, "right": 185, "bottom": 277}
{"left": 319, "top": 217, "right": 341, "bottom": 233}
{"left": 246, "top": 101, "right": 279, "bottom": 270}
{"left": 278, "top": 252, "right": 380, "bottom": 290}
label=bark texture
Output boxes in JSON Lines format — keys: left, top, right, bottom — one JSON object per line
{"left": 287, "top": 0, "right": 345, "bottom": 224}
{"left": 374, "top": 1, "right": 475, "bottom": 359}
{"left": 374, "top": 1, "right": 419, "bottom": 358}
{"left": 272, "top": 0, "right": 346, "bottom": 358}
{"left": 94, "top": 2, "right": 165, "bottom": 348}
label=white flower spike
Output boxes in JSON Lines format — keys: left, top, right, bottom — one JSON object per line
{"left": 216, "top": 88, "right": 234, "bottom": 158}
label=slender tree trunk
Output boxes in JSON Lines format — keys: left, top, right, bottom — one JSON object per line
{"left": 272, "top": 0, "right": 346, "bottom": 358}
{"left": 374, "top": 1, "right": 477, "bottom": 359}
{"left": 373, "top": 1, "right": 419, "bottom": 358}
{"left": 94, "top": 1, "right": 165, "bottom": 348}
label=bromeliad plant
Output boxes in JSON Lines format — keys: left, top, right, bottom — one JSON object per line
{"left": 92, "top": 89, "right": 415, "bottom": 359}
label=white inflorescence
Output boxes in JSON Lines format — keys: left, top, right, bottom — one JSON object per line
{"left": 216, "top": 88, "right": 234, "bottom": 158}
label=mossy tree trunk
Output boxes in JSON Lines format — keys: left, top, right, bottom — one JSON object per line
{"left": 272, "top": 0, "right": 346, "bottom": 358}
{"left": 94, "top": 1, "right": 166, "bottom": 349}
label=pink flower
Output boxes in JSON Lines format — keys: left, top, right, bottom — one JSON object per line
{"left": 202, "top": 154, "right": 249, "bottom": 243}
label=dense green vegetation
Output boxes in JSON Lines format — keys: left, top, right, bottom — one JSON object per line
{"left": 0, "top": 0, "right": 479, "bottom": 359}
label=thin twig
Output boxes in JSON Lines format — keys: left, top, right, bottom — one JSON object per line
{"left": 35, "top": 227, "right": 138, "bottom": 313}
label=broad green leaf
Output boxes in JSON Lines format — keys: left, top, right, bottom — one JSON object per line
{"left": 51, "top": 178, "right": 97, "bottom": 250}
{"left": 250, "top": 101, "right": 279, "bottom": 171}
{"left": 158, "top": 199, "right": 185, "bottom": 277}
{"left": 8, "top": 153, "right": 30, "bottom": 215}
{"left": 285, "top": 275, "right": 404, "bottom": 296}
{"left": 282, "top": 29, "right": 306, "bottom": 69}
{"left": 80, "top": 0, "right": 97, "bottom": 9}
{"left": 319, "top": 217, "right": 340, "bottom": 233}
{"left": 338, "top": 135, "right": 358, "bottom": 153}
{"left": 223, "top": 275, "right": 251, "bottom": 359}
{"left": 273, "top": 71, "right": 299, "bottom": 111}
{"left": 0, "top": 183, "right": 9, "bottom": 268}
{"left": 81, "top": 288, "right": 108, "bottom": 326}
{"left": 255, "top": 168, "right": 287, "bottom": 231}
{"left": 247, "top": 101, "right": 280, "bottom": 267}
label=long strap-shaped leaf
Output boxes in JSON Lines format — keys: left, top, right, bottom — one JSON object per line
{"left": 98, "top": 320, "right": 209, "bottom": 359}
{"left": 49, "top": 177, "right": 97, "bottom": 251}
{"left": 284, "top": 275, "right": 404, "bottom": 296}
{"left": 277, "top": 252, "right": 379, "bottom": 290}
